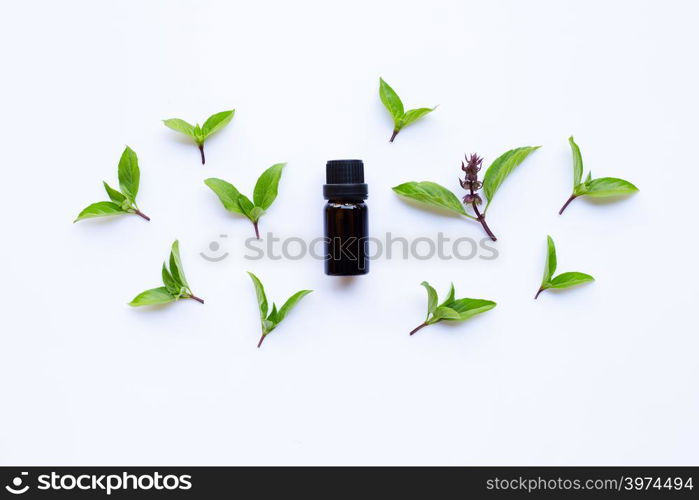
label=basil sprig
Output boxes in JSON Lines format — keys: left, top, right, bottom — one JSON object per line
{"left": 204, "top": 163, "right": 285, "bottom": 239}
{"left": 75, "top": 146, "right": 149, "bottom": 223}
{"left": 559, "top": 136, "right": 638, "bottom": 214}
{"left": 248, "top": 272, "right": 312, "bottom": 348}
{"left": 163, "top": 110, "right": 235, "bottom": 165}
{"left": 379, "top": 78, "right": 436, "bottom": 142}
{"left": 535, "top": 235, "right": 594, "bottom": 299}
{"left": 393, "top": 147, "right": 539, "bottom": 241}
{"left": 129, "top": 241, "right": 203, "bottom": 306}
{"left": 410, "top": 281, "right": 496, "bottom": 336}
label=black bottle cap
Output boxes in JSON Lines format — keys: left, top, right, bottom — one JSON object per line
{"left": 323, "top": 159, "right": 368, "bottom": 200}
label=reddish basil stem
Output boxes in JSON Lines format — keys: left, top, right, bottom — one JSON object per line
{"left": 189, "top": 294, "right": 204, "bottom": 304}
{"left": 409, "top": 322, "right": 428, "bottom": 336}
{"left": 389, "top": 129, "right": 399, "bottom": 143}
{"left": 559, "top": 194, "right": 577, "bottom": 215}
{"left": 257, "top": 334, "right": 266, "bottom": 348}
{"left": 469, "top": 183, "right": 496, "bottom": 242}
{"left": 198, "top": 144, "right": 205, "bottom": 165}
{"left": 253, "top": 222, "right": 260, "bottom": 240}
{"left": 471, "top": 201, "right": 496, "bottom": 241}
{"left": 134, "top": 210, "right": 150, "bottom": 221}
{"left": 534, "top": 288, "right": 544, "bottom": 300}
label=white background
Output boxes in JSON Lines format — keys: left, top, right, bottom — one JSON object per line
{"left": 1, "top": 0, "right": 697, "bottom": 465}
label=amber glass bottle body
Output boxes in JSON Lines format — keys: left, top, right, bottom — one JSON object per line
{"left": 324, "top": 200, "right": 368, "bottom": 275}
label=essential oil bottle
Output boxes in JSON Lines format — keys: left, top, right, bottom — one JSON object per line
{"left": 323, "top": 159, "right": 369, "bottom": 276}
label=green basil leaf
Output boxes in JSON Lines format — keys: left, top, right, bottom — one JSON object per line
{"left": 267, "top": 303, "right": 279, "bottom": 324}
{"left": 400, "top": 107, "right": 435, "bottom": 128}
{"left": 253, "top": 163, "right": 285, "bottom": 210}
{"left": 163, "top": 118, "right": 196, "bottom": 138}
{"left": 379, "top": 78, "right": 404, "bottom": 122}
{"left": 168, "top": 256, "right": 183, "bottom": 289}
{"left": 247, "top": 272, "right": 268, "bottom": 319}
{"left": 204, "top": 178, "right": 244, "bottom": 214}
{"left": 439, "top": 282, "right": 455, "bottom": 308}
{"left": 548, "top": 272, "right": 594, "bottom": 289}
{"left": 129, "top": 287, "right": 177, "bottom": 307}
{"left": 542, "top": 235, "right": 557, "bottom": 284}
{"left": 74, "top": 201, "right": 126, "bottom": 222}
{"left": 392, "top": 181, "right": 467, "bottom": 216}
{"left": 103, "top": 181, "right": 126, "bottom": 204}
{"left": 117, "top": 146, "right": 140, "bottom": 202}
{"left": 577, "top": 177, "right": 638, "bottom": 198}
{"left": 262, "top": 319, "right": 275, "bottom": 334}
{"left": 430, "top": 306, "right": 462, "bottom": 322}
{"left": 169, "top": 240, "right": 189, "bottom": 288}
{"left": 193, "top": 124, "right": 204, "bottom": 144}
{"left": 569, "top": 136, "right": 584, "bottom": 187}
{"left": 248, "top": 206, "right": 265, "bottom": 222}
{"left": 162, "top": 263, "right": 179, "bottom": 295}
{"left": 420, "top": 281, "right": 438, "bottom": 316}
{"left": 277, "top": 290, "right": 312, "bottom": 324}
{"left": 482, "top": 146, "right": 540, "bottom": 206}
{"left": 202, "top": 110, "right": 235, "bottom": 138}
{"left": 447, "top": 298, "right": 497, "bottom": 321}
{"left": 237, "top": 194, "right": 255, "bottom": 220}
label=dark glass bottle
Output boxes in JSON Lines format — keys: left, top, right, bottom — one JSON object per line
{"left": 323, "top": 159, "right": 369, "bottom": 276}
